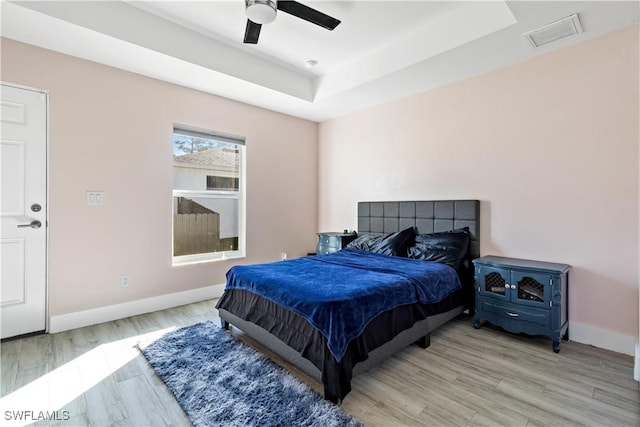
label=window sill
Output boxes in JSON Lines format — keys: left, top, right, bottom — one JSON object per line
{"left": 172, "top": 252, "right": 245, "bottom": 267}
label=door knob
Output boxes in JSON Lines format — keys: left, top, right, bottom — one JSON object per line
{"left": 17, "top": 220, "right": 42, "bottom": 229}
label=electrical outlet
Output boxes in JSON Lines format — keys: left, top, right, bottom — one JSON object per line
{"left": 281, "top": 252, "right": 287, "bottom": 260}
{"left": 120, "top": 274, "right": 130, "bottom": 287}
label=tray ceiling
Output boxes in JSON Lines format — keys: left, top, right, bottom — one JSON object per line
{"left": 2, "top": 1, "right": 638, "bottom": 121}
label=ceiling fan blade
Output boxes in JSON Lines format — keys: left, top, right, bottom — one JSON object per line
{"left": 244, "top": 19, "right": 262, "bottom": 44}
{"left": 276, "top": 1, "right": 341, "bottom": 30}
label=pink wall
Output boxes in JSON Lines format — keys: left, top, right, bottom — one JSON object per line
{"left": 1, "top": 38, "right": 318, "bottom": 316}
{"left": 319, "top": 26, "right": 639, "bottom": 341}
{"left": 2, "top": 25, "right": 638, "bottom": 351}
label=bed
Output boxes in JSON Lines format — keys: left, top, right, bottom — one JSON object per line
{"left": 216, "top": 199, "right": 480, "bottom": 402}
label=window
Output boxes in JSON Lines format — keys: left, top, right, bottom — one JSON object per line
{"left": 206, "top": 175, "right": 239, "bottom": 191}
{"left": 172, "top": 126, "right": 245, "bottom": 264}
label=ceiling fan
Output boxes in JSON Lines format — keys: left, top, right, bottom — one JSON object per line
{"left": 243, "top": 0, "right": 341, "bottom": 44}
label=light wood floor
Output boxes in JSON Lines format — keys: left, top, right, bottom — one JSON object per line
{"left": 1, "top": 300, "right": 638, "bottom": 426}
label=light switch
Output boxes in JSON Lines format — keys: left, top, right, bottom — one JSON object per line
{"left": 87, "top": 191, "right": 104, "bottom": 206}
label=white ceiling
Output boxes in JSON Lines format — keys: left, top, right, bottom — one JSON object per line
{"left": 2, "top": 1, "right": 639, "bottom": 122}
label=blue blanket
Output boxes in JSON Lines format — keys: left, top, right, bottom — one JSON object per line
{"left": 224, "top": 249, "right": 461, "bottom": 362}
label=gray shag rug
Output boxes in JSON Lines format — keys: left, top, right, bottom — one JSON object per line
{"left": 139, "top": 321, "right": 364, "bottom": 427}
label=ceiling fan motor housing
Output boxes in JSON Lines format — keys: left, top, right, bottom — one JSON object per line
{"left": 246, "top": 0, "right": 277, "bottom": 24}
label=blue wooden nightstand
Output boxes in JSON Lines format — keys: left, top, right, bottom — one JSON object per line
{"left": 473, "top": 255, "right": 571, "bottom": 353}
{"left": 316, "top": 232, "right": 357, "bottom": 255}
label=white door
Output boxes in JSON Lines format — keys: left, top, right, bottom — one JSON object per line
{"left": 0, "top": 83, "right": 48, "bottom": 339}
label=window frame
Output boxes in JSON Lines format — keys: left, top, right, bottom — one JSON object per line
{"left": 171, "top": 125, "right": 246, "bottom": 266}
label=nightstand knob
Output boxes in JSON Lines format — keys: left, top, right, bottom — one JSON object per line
{"left": 510, "top": 284, "right": 516, "bottom": 289}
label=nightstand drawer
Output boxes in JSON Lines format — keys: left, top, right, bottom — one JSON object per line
{"left": 316, "top": 246, "right": 334, "bottom": 255}
{"left": 318, "top": 235, "right": 341, "bottom": 248}
{"left": 480, "top": 299, "right": 549, "bottom": 327}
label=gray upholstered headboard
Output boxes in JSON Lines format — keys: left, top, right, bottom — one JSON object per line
{"left": 357, "top": 200, "right": 480, "bottom": 260}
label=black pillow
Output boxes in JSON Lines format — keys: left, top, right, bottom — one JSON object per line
{"left": 346, "top": 233, "right": 382, "bottom": 252}
{"left": 347, "top": 227, "right": 415, "bottom": 257}
{"left": 407, "top": 228, "right": 470, "bottom": 269}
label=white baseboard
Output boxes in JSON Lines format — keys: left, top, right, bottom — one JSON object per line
{"left": 570, "top": 321, "right": 636, "bottom": 356}
{"left": 49, "top": 284, "right": 225, "bottom": 333}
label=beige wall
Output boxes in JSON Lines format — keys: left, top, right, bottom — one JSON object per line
{"left": 2, "top": 25, "right": 638, "bottom": 353}
{"left": 319, "top": 26, "right": 639, "bottom": 343}
{"left": 1, "top": 38, "right": 318, "bottom": 316}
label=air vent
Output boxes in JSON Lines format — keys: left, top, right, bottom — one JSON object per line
{"left": 523, "top": 14, "right": 583, "bottom": 48}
